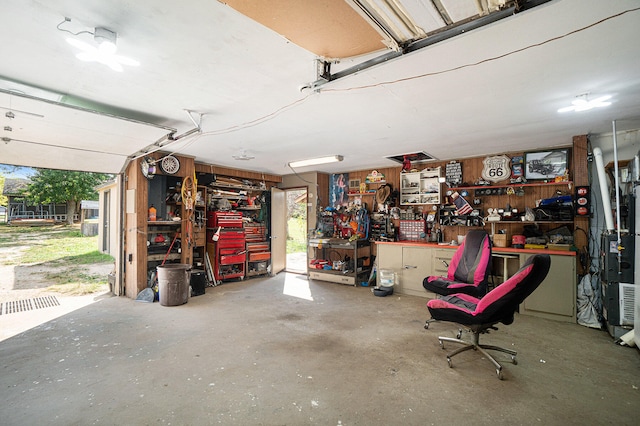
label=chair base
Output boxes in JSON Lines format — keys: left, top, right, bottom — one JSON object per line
{"left": 425, "top": 319, "right": 465, "bottom": 339}
{"left": 438, "top": 334, "right": 517, "bottom": 380}
{"left": 424, "top": 318, "right": 437, "bottom": 329}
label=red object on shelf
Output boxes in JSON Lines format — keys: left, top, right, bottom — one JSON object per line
{"left": 244, "top": 224, "right": 266, "bottom": 242}
{"left": 208, "top": 211, "right": 243, "bottom": 228}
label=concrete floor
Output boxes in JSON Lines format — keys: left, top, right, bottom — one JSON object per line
{"left": 0, "top": 272, "right": 639, "bottom": 425}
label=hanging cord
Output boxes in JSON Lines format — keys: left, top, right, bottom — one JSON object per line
{"left": 182, "top": 175, "right": 196, "bottom": 248}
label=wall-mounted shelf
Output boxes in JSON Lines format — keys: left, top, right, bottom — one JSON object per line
{"left": 449, "top": 181, "right": 573, "bottom": 191}
{"left": 484, "top": 220, "right": 573, "bottom": 225}
{"left": 347, "top": 192, "right": 376, "bottom": 197}
{"left": 400, "top": 167, "right": 441, "bottom": 205}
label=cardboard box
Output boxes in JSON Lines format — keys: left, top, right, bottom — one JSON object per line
{"left": 493, "top": 233, "right": 511, "bottom": 248}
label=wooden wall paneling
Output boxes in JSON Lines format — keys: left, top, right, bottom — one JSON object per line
{"left": 181, "top": 156, "right": 195, "bottom": 266}
{"left": 572, "top": 135, "right": 589, "bottom": 275}
{"left": 194, "top": 162, "right": 282, "bottom": 183}
{"left": 317, "top": 173, "right": 330, "bottom": 207}
{"left": 124, "top": 158, "right": 149, "bottom": 298}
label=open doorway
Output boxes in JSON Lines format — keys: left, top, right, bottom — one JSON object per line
{"left": 285, "top": 187, "right": 308, "bottom": 274}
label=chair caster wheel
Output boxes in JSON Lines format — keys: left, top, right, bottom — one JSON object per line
{"left": 456, "top": 330, "right": 462, "bottom": 339}
{"left": 496, "top": 368, "right": 504, "bottom": 380}
{"left": 439, "top": 340, "right": 444, "bottom": 349}
{"left": 447, "top": 357, "right": 452, "bottom": 368}
{"left": 424, "top": 322, "right": 430, "bottom": 330}
{"left": 511, "top": 356, "right": 518, "bottom": 365}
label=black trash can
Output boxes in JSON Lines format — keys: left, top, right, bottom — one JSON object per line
{"left": 190, "top": 269, "right": 206, "bottom": 296}
{"left": 157, "top": 264, "right": 191, "bottom": 306}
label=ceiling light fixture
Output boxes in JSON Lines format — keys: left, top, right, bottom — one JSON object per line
{"left": 232, "top": 150, "right": 255, "bottom": 161}
{"left": 558, "top": 94, "right": 612, "bottom": 113}
{"left": 60, "top": 18, "right": 139, "bottom": 72}
{"left": 288, "top": 155, "right": 344, "bottom": 168}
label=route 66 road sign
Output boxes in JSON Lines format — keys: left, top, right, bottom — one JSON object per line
{"left": 481, "top": 155, "right": 511, "bottom": 183}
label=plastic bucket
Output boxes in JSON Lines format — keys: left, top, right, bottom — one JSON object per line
{"left": 379, "top": 269, "right": 395, "bottom": 288}
{"left": 157, "top": 264, "right": 191, "bottom": 306}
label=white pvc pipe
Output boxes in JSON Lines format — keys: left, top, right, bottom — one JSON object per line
{"left": 593, "top": 146, "right": 615, "bottom": 231}
{"left": 612, "top": 120, "right": 622, "bottom": 237}
{"left": 612, "top": 120, "right": 623, "bottom": 278}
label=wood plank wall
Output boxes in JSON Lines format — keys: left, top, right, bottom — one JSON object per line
{"left": 195, "top": 163, "right": 282, "bottom": 184}
{"left": 572, "top": 135, "right": 589, "bottom": 275}
{"left": 322, "top": 140, "right": 587, "bottom": 259}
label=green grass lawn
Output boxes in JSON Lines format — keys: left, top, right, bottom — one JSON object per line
{"left": 287, "top": 216, "right": 307, "bottom": 253}
{"left": 0, "top": 224, "right": 114, "bottom": 295}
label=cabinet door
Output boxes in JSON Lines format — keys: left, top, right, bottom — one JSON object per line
{"left": 376, "top": 244, "right": 403, "bottom": 290}
{"left": 400, "top": 246, "right": 433, "bottom": 298}
{"left": 519, "top": 254, "right": 576, "bottom": 322}
{"left": 432, "top": 248, "right": 455, "bottom": 276}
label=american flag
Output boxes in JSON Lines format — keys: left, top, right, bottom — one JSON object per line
{"left": 452, "top": 192, "right": 473, "bottom": 215}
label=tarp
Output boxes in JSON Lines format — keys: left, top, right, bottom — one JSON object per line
{"left": 576, "top": 273, "right": 602, "bottom": 329}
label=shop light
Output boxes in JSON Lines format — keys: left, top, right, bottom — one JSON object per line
{"left": 60, "top": 18, "right": 139, "bottom": 72}
{"left": 288, "top": 155, "right": 344, "bottom": 168}
{"left": 558, "top": 94, "right": 612, "bottom": 113}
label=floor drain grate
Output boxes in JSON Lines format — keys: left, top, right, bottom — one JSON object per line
{"left": 0, "top": 296, "right": 60, "bottom": 315}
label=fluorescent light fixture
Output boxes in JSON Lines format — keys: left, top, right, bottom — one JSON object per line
{"left": 288, "top": 155, "right": 343, "bottom": 168}
{"left": 558, "top": 94, "right": 612, "bottom": 113}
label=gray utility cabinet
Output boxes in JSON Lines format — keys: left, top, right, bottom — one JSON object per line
{"left": 375, "top": 242, "right": 576, "bottom": 323}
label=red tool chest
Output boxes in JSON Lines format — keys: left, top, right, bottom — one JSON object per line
{"left": 207, "top": 213, "right": 246, "bottom": 281}
{"left": 244, "top": 224, "right": 266, "bottom": 242}
{"left": 207, "top": 211, "right": 243, "bottom": 228}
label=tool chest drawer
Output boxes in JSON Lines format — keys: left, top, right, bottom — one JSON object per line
{"left": 208, "top": 211, "right": 243, "bottom": 228}
{"left": 249, "top": 251, "right": 270, "bottom": 261}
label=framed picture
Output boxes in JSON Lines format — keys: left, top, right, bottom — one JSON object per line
{"left": 525, "top": 149, "right": 569, "bottom": 180}
{"left": 330, "top": 173, "right": 349, "bottom": 207}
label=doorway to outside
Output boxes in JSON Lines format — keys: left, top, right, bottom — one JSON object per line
{"left": 285, "top": 187, "right": 308, "bottom": 274}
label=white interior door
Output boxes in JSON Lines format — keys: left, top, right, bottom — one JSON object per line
{"left": 271, "top": 187, "right": 286, "bottom": 275}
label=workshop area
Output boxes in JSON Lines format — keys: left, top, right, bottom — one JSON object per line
{"left": 1, "top": 274, "right": 638, "bottom": 425}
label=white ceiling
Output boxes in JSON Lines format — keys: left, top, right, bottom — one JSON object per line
{"left": 1, "top": 0, "right": 639, "bottom": 175}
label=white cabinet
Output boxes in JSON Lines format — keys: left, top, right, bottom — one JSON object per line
{"left": 432, "top": 248, "right": 455, "bottom": 277}
{"left": 400, "top": 167, "right": 441, "bottom": 205}
{"left": 376, "top": 243, "right": 434, "bottom": 298}
{"left": 376, "top": 242, "right": 577, "bottom": 323}
{"left": 519, "top": 253, "right": 576, "bottom": 323}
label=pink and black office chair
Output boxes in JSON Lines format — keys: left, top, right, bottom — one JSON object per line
{"left": 423, "top": 229, "right": 492, "bottom": 329}
{"left": 426, "top": 254, "right": 551, "bottom": 379}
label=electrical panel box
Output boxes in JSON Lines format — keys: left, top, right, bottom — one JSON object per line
{"left": 601, "top": 234, "right": 634, "bottom": 283}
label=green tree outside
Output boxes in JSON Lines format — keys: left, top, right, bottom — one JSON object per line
{"left": 27, "top": 169, "right": 112, "bottom": 225}
{"left": 0, "top": 175, "right": 8, "bottom": 206}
